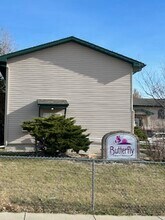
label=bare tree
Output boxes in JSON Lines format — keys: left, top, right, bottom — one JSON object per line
{"left": 0, "top": 28, "right": 15, "bottom": 55}
{"left": 138, "top": 69, "right": 165, "bottom": 108}
{"left": 133, "top": 88, "right": 142, "bottom": 98}
{"left": 0, "top": 28, "right": 15, "bottom": 93}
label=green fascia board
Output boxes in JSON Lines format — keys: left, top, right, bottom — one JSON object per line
{"left": 37, "top": 99, "right": 69, "bottom": 106}
{"left": 0, "top": 36, "right": 146, "bottom": 73}
{"left": 39, "top": 105, "right": 67, "bottom": 109}
{"left": 38, "top": 104, "right": 69, "bottom": 109}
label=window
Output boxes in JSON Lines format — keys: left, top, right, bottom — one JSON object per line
{"left": 135, "top": 117, "right": 143, "bottom": 127}
{"left": 158, "top": 109, "right": 165, "bottom": 119}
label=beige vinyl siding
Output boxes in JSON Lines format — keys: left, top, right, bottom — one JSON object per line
{"left": 6, "top": 42, "right": 132, "bottom": 145}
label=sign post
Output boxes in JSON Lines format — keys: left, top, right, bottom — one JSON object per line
{"left": 102, "top": 131, "right": 138, "bottom": 160}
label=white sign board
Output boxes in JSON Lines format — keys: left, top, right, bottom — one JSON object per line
{"left": 102, "top": 132, "right": 138, "bottom": 160}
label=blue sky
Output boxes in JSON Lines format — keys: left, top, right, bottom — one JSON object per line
{"left": 1, "top": 0, "right": 165, "bottom": 95}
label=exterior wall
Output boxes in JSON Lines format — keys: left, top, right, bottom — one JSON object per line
{"left": 5, "top": 42, "right": 133, "bottom": 149}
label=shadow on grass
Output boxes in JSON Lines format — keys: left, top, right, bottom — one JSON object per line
{"left": 1, "top": 196, "right": 164, "bottom": 215}
{"left": 8, "top": 196, "right": 91, "bottom": 214}
{"left": 94, "top": 201, "right": 165, "bottom": 216}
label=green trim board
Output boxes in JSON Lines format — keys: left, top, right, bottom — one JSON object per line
{"left": 37, "top": 99, "right": 69, "bottom": 108}
{"left": 0, "top": 36, "right": 145, "bottom": 75}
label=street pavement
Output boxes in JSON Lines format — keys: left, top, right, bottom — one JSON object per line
{"left": 0, "top": 213, "right": 164, "bottom": 220}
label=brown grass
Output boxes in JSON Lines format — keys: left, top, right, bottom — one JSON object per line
{"left": 0, "top": 158, "right": 164, "bottom": 215}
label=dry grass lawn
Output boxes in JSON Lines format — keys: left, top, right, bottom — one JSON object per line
{"left": 0, "top": 157, "right": 164, "bottom": 215}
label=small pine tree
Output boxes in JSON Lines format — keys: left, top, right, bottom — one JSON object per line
{"left": 22, "top": 115, "right": 91, "bottom": 156}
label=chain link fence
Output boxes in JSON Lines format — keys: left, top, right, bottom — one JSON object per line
{"left": 0, "top": 156, "right": 164, "bottom": 215}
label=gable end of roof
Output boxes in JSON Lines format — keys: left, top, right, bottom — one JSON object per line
{"left": 0, "top": 36, "right": 146, "bottom": 73}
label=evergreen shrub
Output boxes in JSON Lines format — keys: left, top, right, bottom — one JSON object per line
{"left": 22, "top": 115, "right": 91, "bottom": 156}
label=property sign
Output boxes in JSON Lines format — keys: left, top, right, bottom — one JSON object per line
{"left": 102, "top": 131, "right": 138, "bottom": 160}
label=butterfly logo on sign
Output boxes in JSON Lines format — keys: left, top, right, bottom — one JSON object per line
{"left": 110, "top": 135, "right": 134, "bottom": 157}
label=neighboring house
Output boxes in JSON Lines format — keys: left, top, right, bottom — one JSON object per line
{"left": 134, "top": 98, "right": 165, "bottom": 132}
{"left": 0, "top": 36, "right": 145, "bottom": 152}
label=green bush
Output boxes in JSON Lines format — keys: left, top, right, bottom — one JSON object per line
{"left": 22, "top": 115, "right": 91, "bottom": 156}
{"left": 134, "top": 126, "right": 147, "bottom": 141}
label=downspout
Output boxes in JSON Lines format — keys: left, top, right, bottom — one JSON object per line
{"left": 4, "top": 65, "right": 8, "bottom": 147}
{"left": 130, "top": 70, "right": 134, "bottom": 133}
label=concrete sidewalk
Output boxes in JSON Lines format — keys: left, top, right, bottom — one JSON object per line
{"left": 0, "top": 213, "right": 164, "bottom": 220}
